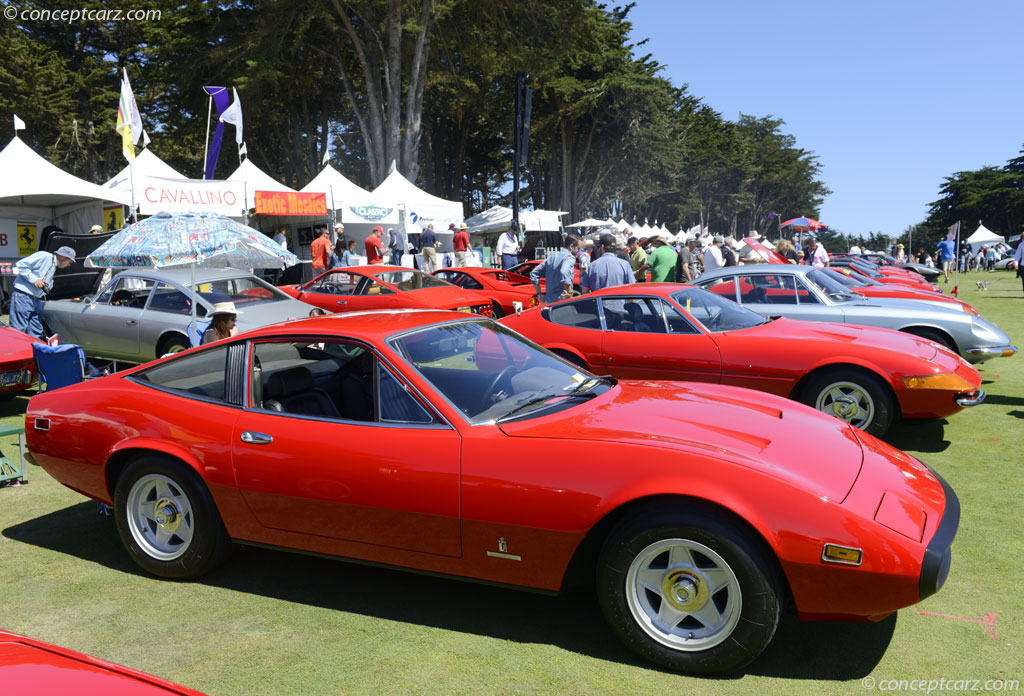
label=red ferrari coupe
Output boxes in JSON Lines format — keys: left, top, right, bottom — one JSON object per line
{"left": 432, "top": 267, "right": 539, "bottom": 315}
{"left": 0, "top": 326, "right": 39, "bottom": 398}
{"left": 0, "top": 629, "right": 206, "bottom": 694}
{"left": 26, "top": 311, "right": 959, "bottom": 674}
{"left": 278, "top": 266, "right": 496, "bottom": 317}
{"left": 826, "top": 268, "right": 979, "bottom": 314}
{"left": 500, "top": 285, "right": 983, "bottom": 436}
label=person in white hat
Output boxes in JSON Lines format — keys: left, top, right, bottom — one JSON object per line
{"left": 90, "top": 224, "right": 105, "bottom": 234}
{"left": 201, "top": 302, "right": 243, "bottom": 345}
{"left": 11, "top": 245, "right": 76, "bottom": 339}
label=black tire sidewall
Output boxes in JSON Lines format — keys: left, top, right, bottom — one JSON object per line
{"left": 597, "top": 511, "right": 781, "bottom": 674}
{"left": 158, "top": 334, "right": 190, "bottom": 356}
{"left": 114, "top": 455, "right": 231, "bottom": 579}
{"left": 802, "top": 368, "right": 894, "bottom": 437}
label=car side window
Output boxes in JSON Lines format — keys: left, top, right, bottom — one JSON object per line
{"left": 148, "top": 283, "right": 194, "bottom": 314}
{"left": 310, "top": 271, "right": 359, "bottom": 295}
{"left": 794, "top": 278, "right": 822, "bottom": 304}
{"left": 251, "top": 340, "right": 435, "bottom": 425}
{"left": 661, "top": 300, "right": 699, "bottom": 334}
{"left": 546, "top": 297, "right": 601, "bottom": 330}
{"left": 134, "top": 346, "right": 228, "bottom": 402}
{"left": 700, "top": 277, "right": 737, "bottom": 301}
{"left": 600, "top": 298, "right": 666, "bottom": 333}
{"left": 357, "top": 278, "right": 395, "bottom": 296}
{"left": 100, "top": 277, "right": 155, "bottom": 308}
{"left": 741, "top": 274, "right": 796, "bottom": 305}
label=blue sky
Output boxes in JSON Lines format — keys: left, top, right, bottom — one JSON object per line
{"left": 627, "top": 0, "right": 1023, "bottom": 238}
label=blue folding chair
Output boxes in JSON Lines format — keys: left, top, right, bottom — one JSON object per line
{"left": 187, "top": 319, "right": 212, "bottom": 348}
{"left": 32, "top": 343, "right": 98, "bottom": 391}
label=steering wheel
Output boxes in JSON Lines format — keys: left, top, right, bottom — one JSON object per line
{"left": 110, "top": 289, "right": 134, "bottom": 307}
{"left": 318, "top": 282, "right": 340, "bottom": 294}
{"left": 704, "top": 307, "right": 722, "bottom": 329}
{"left": 477, "top": 366, "right": 516, "bottom": 412}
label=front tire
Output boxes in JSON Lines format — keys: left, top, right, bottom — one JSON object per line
{"left": 114, "top": 455, "right": 232, "bottom": 579}
{"left": 800, "top": 368, "right": 894, "bottom": 436}
{"left": 597, "top": 510, "right": 782, "bottom": 674}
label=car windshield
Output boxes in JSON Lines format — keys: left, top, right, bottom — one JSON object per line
{"left": 849, "top": 260, "right": 883, "bottom": 278}
{"left": 805, "top": 269, "right": 858, "bottom": 302}
{"left": 373, "top": 270, "right": 452, "bottom": 291}
{"left": 670, "top": 287, "right": 768, "bottom": 332}
{"left": 822, "top": 268, "right": 869, "bottom": 289}
{"left": 190, "top": 276, "right": 292, "bottom": 308}
{"left": 389, "top": 320, "right": 606, "bottom": 424}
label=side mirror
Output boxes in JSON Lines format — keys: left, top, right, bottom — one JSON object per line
{"left": 513, "top": 301, "right": 523, "bottom": 316}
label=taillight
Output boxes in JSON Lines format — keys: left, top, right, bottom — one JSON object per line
{"left": 478, "top": 304, "right": 493, "bottom": 317}
{"left": 528, "top": 295, "right": 538, "bottom": 307}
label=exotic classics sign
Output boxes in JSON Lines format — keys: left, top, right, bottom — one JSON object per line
{"left": 255, "top": 191, "right": 327, "bottom": 216}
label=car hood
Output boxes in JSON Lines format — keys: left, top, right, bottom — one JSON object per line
{"left": 0, "top": 326, "right": 39, "bottom": 354}
{"left": 233, "top": 299, "right": 318, "bottom": 328}
{"left": 738, "top": 317, "right": 939, "bottom": 361}
{"left": 834, "top": 296, "right": 968, "bottom": 317}
{"left": 404, "top": 286, "right": 490, "bottom": 309}
{"left": 498, "top": 380, "right": 864, "bottom": 501}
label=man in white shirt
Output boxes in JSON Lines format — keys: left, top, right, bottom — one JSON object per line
{"left": 849, "top": 243, "right": 862, "bottom": 255}
{"left": 703, "top": 235, "right": 725, "bottom": 272}
{"left": 496, "top": 227, "right": 521, "bottom": 269}
{"left": 1013, "top": 241, "right": 1024, "bottom": 294}
{"left": 273, "top": 226, "right": 289, "bottom": 249}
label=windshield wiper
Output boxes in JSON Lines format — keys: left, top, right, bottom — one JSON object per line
{"left": 497, "top": 389, "right": 599, "bottom": 422}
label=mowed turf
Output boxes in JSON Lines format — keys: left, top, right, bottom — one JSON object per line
{"left": 1, "top": 269, "right": 1021, "bottom": 695}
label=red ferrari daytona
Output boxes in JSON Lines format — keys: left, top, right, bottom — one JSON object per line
{"left": 26, "top": 311, "right": 958, "bottom": 674}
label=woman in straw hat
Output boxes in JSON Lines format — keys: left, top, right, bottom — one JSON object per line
{"left": 201, "top": 302, "right": 242, "bottom": 345}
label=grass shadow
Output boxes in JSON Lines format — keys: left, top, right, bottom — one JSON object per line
{"left": 882, "top": 419, "right": 950, "bottom": 453}
{"left": 979, "top": 394, "right": 1024, "bottom": 407}
{"left": 6, "top": 502, "right": 892, "bottom": 680}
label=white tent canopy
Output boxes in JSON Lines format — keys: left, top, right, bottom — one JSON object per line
{"left": 464, "top": 205, "right": 567, "bottom": 234}
{"left": 0, "top": 136, "right": 131, "bottom": 255}
{"left": 103, "top": 149, "right": 185, "bottom": 205}
{"left": 965, "top": 223, "right": 1004, "bottom": 252}
{"left": 227, "top": 158, "right": 295, "bottom": 209}
{"left": 301, "top": 165, "right": 390, "bottom": 224}
{"left": 371, "top": 169, "right": 463, "bottom": 229}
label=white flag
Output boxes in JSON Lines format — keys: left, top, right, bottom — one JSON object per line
{"left": 322, "top": 150, "right": 329, "bottom": 166}
{"left": 239, "top": 142, "right": 248, "bottom": 157}
{"left": 13, "top": 114, "right": 25, "bottom": 132}
{"left": 142, "top": 129, "right": 151, "bottom": 147}
{"left": 219, "top": 87, "right": 243, "bottom": 144}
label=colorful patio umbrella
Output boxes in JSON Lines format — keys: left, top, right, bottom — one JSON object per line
{"left": 780, "top": 216, "right": 827, "bottom": 232}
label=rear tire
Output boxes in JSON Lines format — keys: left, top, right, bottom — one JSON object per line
{"left": 597, "top": 509, "right": 782, "bottom": 674}
{"left": 800, "top": 367, "right": 894, "bottom": 436}
{"left": 490, "top": 301, "right": 505, "bottom": 319}
{"left": 157, "top": 333, "right": 190, "bottom": 356}
{"left": 114, "top": 455, "right": 232, "bottom": 579}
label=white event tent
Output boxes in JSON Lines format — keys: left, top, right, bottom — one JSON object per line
{"left": 0, "top": 136, "right": 131, "bottom": 255}
{"left": 102, "top": 148, "right": 185, "bottom": 204}
{"left": 965, "top": 223, "right": 1004, "bottom": 253}
{"left": 227, "top": 158, "right": 296, "bottom": 210}
{"left": 371, "top": 169, "right": 464, "bottom": 231}
{"left": 464, "top": 205, "right": 567, "bottom": 234}
{"left": 301, "top": 165, "right": 389, "bottom": 224}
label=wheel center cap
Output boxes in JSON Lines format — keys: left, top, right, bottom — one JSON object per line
{"left": 153, "top": 497, "right": 180, "bottom": 532}
{"left": 834, "top": 395, "right": 856, "bottom": 418}
{"left": 662, "top": 568, "right": 708, "bottom": 612}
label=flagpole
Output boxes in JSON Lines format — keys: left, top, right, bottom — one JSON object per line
{"left": 128, "top": 153, "right": 137, "bottom": 223}
{"left": 202, "top": 94, "right": 212, "bottom": 179}
{"left": 953, "top": 220, "right": 961, "bottom": 295}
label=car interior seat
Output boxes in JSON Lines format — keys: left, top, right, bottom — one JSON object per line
{"left": 263, "top": 365, "right": 341, "bottom": 418}
{"left": 336, "top": 351, "right": 375, "bottom": 421}
{"left": 624, "top": 303, "right": 653, "bottom": 332}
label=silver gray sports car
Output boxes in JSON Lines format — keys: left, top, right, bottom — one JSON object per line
{"left": 43, "top": 267, "right": 316, "bottom": 362}
{"left": 694, "top": 264, "right": 1016, "bottom": 363}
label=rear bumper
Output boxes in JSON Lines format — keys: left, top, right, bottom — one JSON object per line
{"left": 919, "top": 467, "right": 959, "bottom": 600}
{"left": 966, "top": 344, "right": 1017, "bottom": 361}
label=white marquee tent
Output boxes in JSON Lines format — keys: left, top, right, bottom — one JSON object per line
{"left": 965, "top": 223, "right": 1004, "bottom": 252}
{"left": 0, "top": 136, "right": 131, "bottom": 255}
{"left": 227, "top": 158, "right": 296, "bottom": 209}
{"left": 301, "top": 165, "right": 391, "bottom": 224}
{"left": 464, "top": 205, "right": 567, "bottom": 234}
{"left": 371, "top": 169, "right": 464, "bottom": 230}
{"left": 103, "top": 148, "right": 186, "bottom": 205}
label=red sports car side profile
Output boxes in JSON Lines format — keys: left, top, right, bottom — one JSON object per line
{"left": 0, "top": 326, "right": 39, "bottom": 398}
{"left": 0, "top": 629, "right": 206, "bottom": 695}
{"left": 827, "top": 267, "right": 979, "bottom": 314}
{"left": 278, "top": 265, "right": 496, "bottom": 316}
{"left": 27, "top": 311, "right": 958, "bottom": 674}
{"left": 500, "top": 285, "right": 983, "bottom": 436}
{"left": 431, "top": 267, "right": 538, "bottom": 315}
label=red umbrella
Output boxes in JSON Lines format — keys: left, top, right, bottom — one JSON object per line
{"left": 780, "top": 216, "right": 827, "bottom": 231}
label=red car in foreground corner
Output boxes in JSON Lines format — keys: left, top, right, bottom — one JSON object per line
{"left": 0, "top": 326, "right": 38, "bottom": 398}
{"left": 432, "top": 267, "right": 539, "bottom": 315}
{"left": 500, "top": 285, "right": 983, "bottom": 437}
{"left": 278, "top": 265, "right": 496, "bottom": 317}
{"left": 0, "top": 629, "right": 205, "bottom": 694}
{"left": 26, "top": 311, "right": 958, "bottom": 674}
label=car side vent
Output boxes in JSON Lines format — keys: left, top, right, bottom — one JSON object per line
{"left": 34, "top": 418, "right": 50, "bottom": 432}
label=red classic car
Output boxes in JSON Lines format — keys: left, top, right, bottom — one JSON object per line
{"left": 826, "top": 268, "right": 979, "bottom": 314}
{"left": 431, "top": 267, "right": 538, "bottom": 315}
{"left": 26, "top": 311, "right": 958, "bottom": 674}
{"left": 278, "top": 266, "right": 495, "bottom": 317}
{"left": 0, "top": 326, "right": 39, "bottom": 398}
{"left": 500, "top": 285, "right": 983, "bottom": 436}
{"left": 0, "top": 629, "right": 206, "bottom": 694}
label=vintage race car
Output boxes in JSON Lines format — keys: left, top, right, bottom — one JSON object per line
{"left": 0, "top": 325, "right": 39, "bottom": 397}
{"left": 0, "top": 629, "right": 206, "bottom": 694}
{"left": 42, "top": 267, "right": 316, "bottom": 362}
{"left": 431, "top": 267, "right": 539, "bottom": 315}
{"left": 695, "top": 264, "right": 1016, "bottom": 363}
{"left": 500, "top": 284, "right": 984, "bottom": 436}
{"left": 279, "top": 266, "right": 496, "bottom": 317}
{"left": 27, "top": 310, "right": 958, "bottom": 674}
{"left": 829, "top": 257, "right": 941, "bottom": 291}
{"left": 824, "top": 268, "right": 979, "bottom": 314}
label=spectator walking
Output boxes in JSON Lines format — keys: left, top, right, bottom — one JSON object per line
{"left": 341, "top": 240, "right": 359, "bottom": 266}
{"left": 496, "top": 226, "right": 521, "bottom": 270}
{"left": 420, "top": 224, "right": 439, "bottom": 272}
{"left": 531, "top": 234, "right": 580, "bottom": 303}
{"left": 584, "top": 234, "right": 634, "bottom": 292}
{"left": 453, "top": 223, "right": 471, "bottom": 266}
{"left": 935, "top": 237, "right": 956, "bottom": 282}
{"left": 389, "top": 226, "right": 408, "bottom": 266}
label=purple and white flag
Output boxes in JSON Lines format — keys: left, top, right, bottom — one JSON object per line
{"left": 203, "top": 86, "right": 230, "bottom": 179}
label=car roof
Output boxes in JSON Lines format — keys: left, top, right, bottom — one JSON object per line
{"left": 113, "top": 266, "right": 260, "bottom": 283}
{"left": 700, "top": 263, "right": 810, "bottom": 277}
{"left": 243, "top": 308, "right": 484, "bottom": 342}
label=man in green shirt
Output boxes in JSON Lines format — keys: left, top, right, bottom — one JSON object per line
{"left": 627, "top": 236, "right": 648, "bottom": 282}
{"left": 647, "top": 235, "right": 679, "bottom": 283}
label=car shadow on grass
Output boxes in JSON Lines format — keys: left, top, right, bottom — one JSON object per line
{"left": 5, "top": 501, "right": 895, "bottom": 680}
{"left": 881, "top": 419, "right": 950, "bottom": 453}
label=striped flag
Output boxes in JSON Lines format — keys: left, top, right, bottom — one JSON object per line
{"left": 115, "top": 69, "right": 144, "bottom": 161}
{"left": 947, "top": 221, "right": 960, "bottom": 242}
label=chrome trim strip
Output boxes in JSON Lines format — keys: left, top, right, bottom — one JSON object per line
{"left": 486, "top": 551, "right": 522, "bottom": 561}
{"left": 966, "top": 344, "right": 1017, "bottom": 356}
{"left": 955, "top": 390, "right": 986, "bottom": 407}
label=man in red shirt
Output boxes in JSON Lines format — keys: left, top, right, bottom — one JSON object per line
{"left": 365, "top": 225, "right": 385, "bottom": 264}
{"left": 310, "top": 227, "right": 332, "bottom": 272}
{"left": 453, "top": 222, "right": 471, "bottom": 266}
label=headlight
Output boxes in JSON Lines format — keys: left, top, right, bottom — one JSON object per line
{"left": 902, "top": 373, "right": 975, "bottom": 390}
{"left": 970, "top": 320, "right": 1000, "bottom": 341}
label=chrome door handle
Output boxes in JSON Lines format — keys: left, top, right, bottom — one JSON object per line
{"left": 126, "top": 320, "right": 137, "bottom": 325}
{"left": 240, "top": 431, "right": 273, "bottom": 445}
{"left": 337, "top": 300, "right": 347, "bottom": 305}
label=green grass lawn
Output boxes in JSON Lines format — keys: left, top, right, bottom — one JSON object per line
{"left": 1, "top": 269, "right": 1022, "bottom": 695}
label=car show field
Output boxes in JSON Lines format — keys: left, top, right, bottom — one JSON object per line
{"left": 0, "top": 270, "right": 1021, "bottom": 695}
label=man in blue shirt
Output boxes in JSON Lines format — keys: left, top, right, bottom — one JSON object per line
{"left": 12, "top": 245, "right": 76, "bottom": 338}
{"left": 936, "top": 238, "right": 956, "bottom": 283}
{"left": 420, "top": 224, "right": 439, "bottom": 273}
{"left": 584, "top": 234, "right": 635, "bottom": 292}
{"left": 531, "top": 234, "right": 580, "bottom": 304}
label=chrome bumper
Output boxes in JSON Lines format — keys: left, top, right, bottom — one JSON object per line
{"left": 955, "top": 390, "right": 986, "bottom": 407}
{"left": 966, "top": 344, "right": 1018, "bottom": 361}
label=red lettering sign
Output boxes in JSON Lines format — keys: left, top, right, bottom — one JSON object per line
{"left": 255, "top": 191, "right": 327, "bottom": 216}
